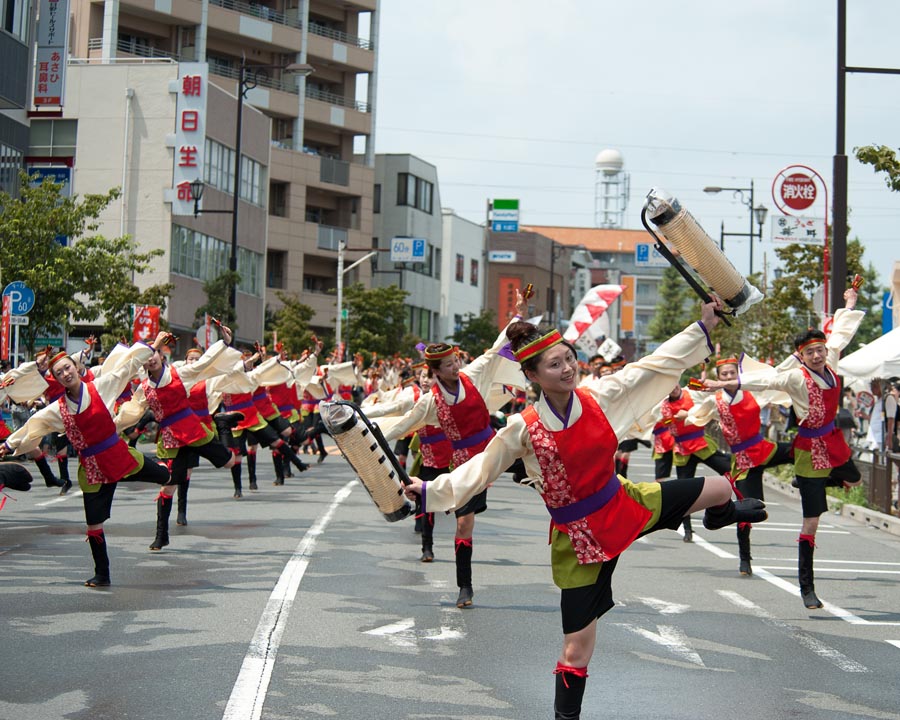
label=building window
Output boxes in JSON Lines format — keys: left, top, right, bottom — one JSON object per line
{"left": 0, "top": 142, "right": 24, "bottom": 196}
{"left": 171, "top": 224, "right": 263, "bottom": 297}
{"left": 397, "top": 172, "right": 434, "bottom": 214}
{"left": 269, "top": 181, "right": 288, "bottom": 217}
{"left": 454, "top": 314, "right": 463, "bottom": 334}
{"left": 203, "top": 137, "right": 265, "bottom": 206}
{"left": 470, "top": 259, "right": 479, "bottom": 287}
{"left": 433, "top": 248, "right": 441, "bottom": 280}
{"left": 303, "top": 274, "right": 335, "bottom": 294}
{"left": 267, "top": 250, "right": 287, "bottom": 289}
{"left": 28, "top": 119, "right": 77, "bottom": 157}
{"left": 373, "top": 183, "right": 381, "bottom": 214}
{"left": 2, "top": 0, "right": 30, "bottom": 41}
{"left": 455, "top": 254, "right": 464, "bottom": 282}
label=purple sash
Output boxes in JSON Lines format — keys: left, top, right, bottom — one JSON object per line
{"left": 730, "top": 432, "right": 763, "bottom": 453}
{"left": 547, "top": 474, "right": 621, "bottom": 525}
{"left": 451, "top": 425, "right": 494, "bottom": 450}
{"left": 797, "top": 421, "right": 835, "bottom": 439}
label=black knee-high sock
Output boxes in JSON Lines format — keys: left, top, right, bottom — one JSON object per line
{"left": 86, "top": 528, "right": 110, "bottom": 582}
{"left": 455, "top": 537, "right": 473, "bottom": 589}
{"left": 231, "top": 463, "right": 242, "bottom": 493}
{"left": 34, "top": 454, "right": 62, "bottom": 487}
{"left": 246, "top": 451, "right": 257, "bottom": 484}
{"left": 553, "top": 664, "right": 588, "bottom": 720}
{"left": 56, "top": 454, "right": 70, "bottom": 482}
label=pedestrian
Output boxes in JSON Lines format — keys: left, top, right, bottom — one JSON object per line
{"left": 403, "top": 297, "right": 765, "bottom": 720}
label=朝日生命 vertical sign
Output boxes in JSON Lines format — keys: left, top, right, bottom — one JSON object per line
{"left": 171, "top": 63, "right": 208, "bottom": 216}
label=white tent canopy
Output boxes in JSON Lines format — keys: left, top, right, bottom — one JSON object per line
{"left": 837, "top": 327, "right": 900, "bottom": 380}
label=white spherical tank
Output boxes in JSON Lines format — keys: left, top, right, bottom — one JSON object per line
{"left": 594, "top": 148, "right": 624, "bottom": 176}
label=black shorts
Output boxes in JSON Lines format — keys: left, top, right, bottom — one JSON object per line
{"left": 266, "top": 414, "right": 291, "bottom": 435}
{"left": 559, "top": 477, "right": 704, "bottom": 634}
{"left": 617, "top": 439, "right": 639, "bottom": 453}
{"left": 82, "top": 455, "right": 170, "bottom": 525}
{"left": 797, "top": 458, "right": 860, "bottom": 518}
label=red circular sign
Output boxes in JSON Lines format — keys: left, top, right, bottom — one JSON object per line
{"left": 780, "top": 173, "right": 817, "bottom": 211}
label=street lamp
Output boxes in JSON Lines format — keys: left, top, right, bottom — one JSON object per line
{"left": 191, "top": 59, "right": 314, "bottom": 312}
{"left": 703, "top": 182, "right": 768, "bottom": 275}
{"left": 334, "top": 244, "right": 378, "bottom": 355}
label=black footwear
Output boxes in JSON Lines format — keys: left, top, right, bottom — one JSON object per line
{"left": 682, "top": 516, "right": 693, "bottom": 543}
{"left": 317, "top": 451, "right": 327, "bottom": 464}
{"left": 421, "top": 547, "right": 434, "bottom": 562}
{"left": 739, "top": 558, "right": 753, "bottom": 576}
{"left": 149, "top": 496, "right": 172, "bottom": 551}
{"left": 456, "top": 586, "right": 474, "bottom": 608}
{"left": 703, "top": 498, "right": 767, "bottom": 530}
{"left": 84, "top": 574, "right": 111, "bottom": 588}
{"left": 176, "top": 512, "right": 188, "bottom": 526}
{"left": 233, "top": 489, "right": 243, "bottom": 498}
{"left": 249, "top": 481, "right": 258, "bottom": 491}
{"left": 683, "top": 530, "right": 693, "bottom": 543}
{"left": 0, "top": 463, "right": 33, "bottom": 492}
{"left": 801, "top": 588, "right": 823, "bottom": 609}
{"left": 59, "top": 478, "right": 72, "bottom": 495}
{"left": 272, "top": 480, "right": 284, "bottom": 486}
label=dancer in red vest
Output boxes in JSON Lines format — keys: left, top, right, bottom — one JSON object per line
{"left": 117, "top": 329, "right": 244, "bottom": 550}
{"left": 707, "top": 284, "right": 863, "bottom": 609}
{"left": 403, "top": 298, "right": 766, "bottom": 720}
{"left": 689, "top": 356, "right": 793, "bottom": 575}
{"left": 0, "top": 335, "right": 172, "bottom": 587}
{"left": 660, "top": 382, "right": 732, "bottom": 541}
{"left": 381, "top": 292, "right": 529, "bottom": 608}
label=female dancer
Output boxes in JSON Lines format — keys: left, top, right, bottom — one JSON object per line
{"left": 403, "top": 298, "right": 766, "bottom": 720}
{"left": 377, "top": 292, "right": 528, "bottom": 608}
{"left": 0, "top": 335, "right": 172, "bottom": 586}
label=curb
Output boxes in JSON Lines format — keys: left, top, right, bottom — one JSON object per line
{"left": 764, "top": 475, "right": 900, "bottom": 539}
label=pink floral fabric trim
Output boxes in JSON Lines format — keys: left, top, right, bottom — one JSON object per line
{"left": 525, "top": 411, "right": 608, "bottom": 565}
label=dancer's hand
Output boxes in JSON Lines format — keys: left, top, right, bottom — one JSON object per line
{"left": 700, "top": 294, "right": 725, "bottom": 330}
{"left": 404, "top": 477, "right": 424, "bottom": 498}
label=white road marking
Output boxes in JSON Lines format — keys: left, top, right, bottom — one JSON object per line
{"left": 615, "top": 623, "right": 706, "bottom": 666}
{"left": 36, "top": 491, "right": 82, "bottom": 507}
{"left": 636, "top": 596, "right": 691, "bottom": 614}
{"left": 717, "top": 590, "right": 869, "bottom": 672}
{"left": 222, "top": 480, "right": 356, "bottom": 720}
{"left": 886, "top": 640, "right": 900, "bottom": 651}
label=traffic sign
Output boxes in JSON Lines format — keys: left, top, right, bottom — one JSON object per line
{"left": 779, "top": 172, "right": 816, "bottom": 211}
{"left": 2, "top": 281, "right": 35, "bottom": 315}
{"left": 8, "top": 315, "right": 29, "bottom": 326}
{"left": 634, "top": 243, "right": 669, "bottom": 268}
{"left": 390, "top": 237, "right": 427, "bottom": 263}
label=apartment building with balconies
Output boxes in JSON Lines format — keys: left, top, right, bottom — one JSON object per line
{"left": 66, "top": 0, "right": 377, "bottom": 341}
{"left": 1, "top": 0, "right": 35, "bottom": 196}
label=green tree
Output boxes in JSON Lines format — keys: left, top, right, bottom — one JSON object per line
{"left": 193, "top": 271, "right": 241, "bottom": 331}
{"left": 342, "top": 283, "right": 409, "bottom": 356}
{"left": 647, "top": 265, "right": 695, "bottom": 343}
{"left": 266, "top": 291, "right": 316, "bottom": 355}
{"left": 0, "top": 171, "right": 172, "bottom": 355}
{"left": 855, "top": 144, "right": 900, "bottom": 191}
{"left": 449, "top": 310, "right": 500, "bottom": 356}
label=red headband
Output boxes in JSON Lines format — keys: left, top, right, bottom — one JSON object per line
{"left": 47, "top": 351, "right": 71, "bottom": 370}
{"left": 797, "top": 338, "right": 826, "bottom": 353}
{"left": 513, "top": 330, "right": 563, "bottom": 363}
{"left": 716, "top": 357, "right": 738, "bottom": 367}
{"left": 424, "top": 345, "right": 456, "bottom": 361}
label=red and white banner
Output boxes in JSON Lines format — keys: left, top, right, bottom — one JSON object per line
{"left": 563, "top": 284, "right": 625, "bottom": 343}
{"left": 1, "top": 296, "right": 10, "bottom": 361}
{"left": 133, "top": 305, "right": 160, "bottom": 342}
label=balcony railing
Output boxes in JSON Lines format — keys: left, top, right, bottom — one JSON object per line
{"left": 88, "top": 37, "right": 183, "bottom": 61}
{"left": 308, "top": 23, "right": 373, "bottom": 51}
{"left": 317, "top": 225, "right": 348, "bottom": 251}
{"left": 320, "top": 157, "right": 350, "bottom": 186}
{"left": 305, "top": 86, "right": 370, "bottom": 113}
{"left": 209, "top": 0, "right": 302, "bottom": 30}
{"left": 210, "top": 61, "right": 300, "bottom": 94}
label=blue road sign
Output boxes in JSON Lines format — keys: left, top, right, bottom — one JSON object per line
{"left": 412, "top": 238, "right": 426, "bottom": 261}
{"left": 3, "top": 281, "right": 35, "bottom": 315}
{"left": 491, "top": 221, "right": 519, "bottom": 232}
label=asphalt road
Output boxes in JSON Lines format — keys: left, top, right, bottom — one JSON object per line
{"left": 2, "top": 443, "right": 899, "bottom": 720}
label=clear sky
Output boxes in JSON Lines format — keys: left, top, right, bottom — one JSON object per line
{"left": 373, "top": 0, "right": 900, "bottom": 291}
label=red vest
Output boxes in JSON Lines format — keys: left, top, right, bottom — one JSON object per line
{"left": 252, "top": 387, "right": 280, "bottom": 421}
{"left": 223, "top": 390, "right": 264, "bottom": 429}
{"left": 716, "top": 390, "right": 775, "bottom": 471}
{"left": 142, "top": 366, "right": 209, "bottom": 450}
{"left": 432, "top": 373, "right": 495, "bottom": 468}
{"left": 652, "top": 421, "right": 675, "bottom": 454}
{"left": 266, "top": 382, "right": 297, "bottom": 419}
{"left": 794, "top": 366, "right": 851, "bottom": 470}
{"left": 661, "top": 389, "right": 708, "bottom": 455}
{"left": 59, "top": 382, "right": 138, "bottom": 484}
{"left": 523, "top": 388, "right": 652, "bottom": 564}
{"left": 188, "top": 379, "right": 212, "bottom": 429}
